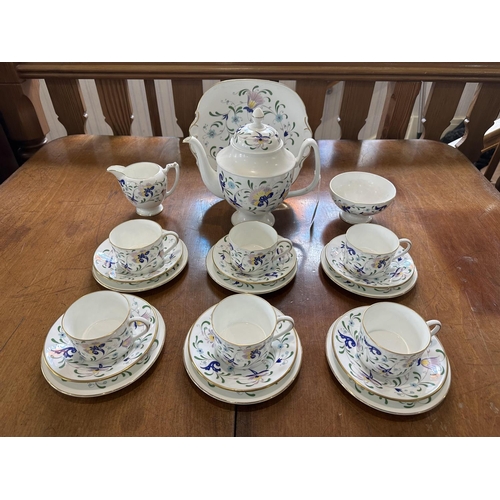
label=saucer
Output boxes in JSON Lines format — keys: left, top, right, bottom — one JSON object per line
{"left": 43, "top": 295, "right": 158, "bottom": 383}
{"left": 326, "top": 235, "right": 415, "bottom": 288}
{"left": 321, "top": 245, "right": 417, "bottom": 299}
{"left": 206, "top": 246, "right": 296, "bottom": 294}
{"left": 183, "top": 324, "right": 302, "bottom": 405}
{"left": 332, "top": 306, "right": 448, "bottom": 402}
{"left": 93, "top": 241, "right": 188, "bottom": 292}
{"left": 188, "top": 304, "right": 297, "bottom": 392}
{"left": 93, "top": 234, "right": 182, "bottom": 283}
{"left": 41, "top": 307, "right": 166, "bottom": 397}
{"left": 326, "top": 314, "right": 451, "bottom": 415}
{"left": 212, "top": 235, "right": 297, "bottom": 285}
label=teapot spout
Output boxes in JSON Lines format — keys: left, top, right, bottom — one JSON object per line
{"left": 183, "top": 136, "right": 223, "bottom": 199}
{"left": 107, "top": 165, "right": 126, "bottom": 181}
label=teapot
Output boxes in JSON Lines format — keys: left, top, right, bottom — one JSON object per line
{"left": 107, "top": 161, "right": 180, "bottom": 217}
{"left": 183, "top": 108, "right": 320, "bottom": 226}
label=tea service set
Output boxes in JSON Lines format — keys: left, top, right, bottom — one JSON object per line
{"left": 40, "top": 108, "right": 450, "bottom": 413}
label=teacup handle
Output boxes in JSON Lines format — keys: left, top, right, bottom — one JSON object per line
{"left": 271, "top": 314, "right": 295, "bottom": 341}
{"left": 161, "top": 230, "right": 180, "bottom": 255}
{"left": 396, "top": 238, "right": 412, "bottom": 259}
{"left": 426, "top": 320, "right": 441, "bottom": 336}
{"left": 276, "top": 237, "right": 293, "bottom": 256}
{"left": 127, "top": 316, "right": 151, "bottom": 341}
{"left": 161, "top": 162, "right": 180, "bottom": 199}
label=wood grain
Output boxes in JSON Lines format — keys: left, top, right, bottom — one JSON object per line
{"left": 0, "top": 136, "right": 499, "bottom": 436}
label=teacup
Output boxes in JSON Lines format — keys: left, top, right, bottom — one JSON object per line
{"left": 109, "top": 219, "right": 179, "bottom": 274}
{"left": 343, "top": 223, "right": 411, "bottom": 278}
{"left": 61, "top": 291, "right": 151, "bottom": 362}
{"left": 357, "top": 302, "right": 441, "bottom": 378}
{"left": 211, "top": 294, "right": 295, "bottom": 368}
{"left": 227, "top": 221, "right": 293, "bottom": 276}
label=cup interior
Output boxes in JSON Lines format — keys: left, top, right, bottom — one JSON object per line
{"left": 362, "top": 303, "right": 430, "bottom": 354}
{"left": 212, "top": 294, "right": 275, "bottom": 346}
{"left": 346, "top": 223, "right": 399, "bottom": 254}
{"left": 62, "top": 291, "right": 130, "bottom": 341}
{"left": 124, "top": 162, "right": 160, "bottom": 180}
{"left": 109, "top": 219, "right": 162, "bottom": 249}
{"left": 229, "top": 221, "right": 277, "bottom": 251}
{"left": 330, "top": 172, "right": 396, "bottom": 204}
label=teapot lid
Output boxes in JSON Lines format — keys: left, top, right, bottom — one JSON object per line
{"left": 231, "top": 108, "right": 282, "bottom": 153}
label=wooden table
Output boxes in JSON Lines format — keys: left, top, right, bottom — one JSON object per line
{"left": 1, "top": 135, "right": 499, "bottom": 437}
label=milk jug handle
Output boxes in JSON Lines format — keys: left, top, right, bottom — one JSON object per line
{"left": 162, "top": 162, "right": 180, "bottom": 199}
{"left": 288, "top": 139, "right": 321, "bottom": 198}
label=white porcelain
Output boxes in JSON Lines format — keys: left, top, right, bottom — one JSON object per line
{"left": 107, "top": 161, "right": 180, "bottom": 216}
{"left": 327, "top": 235, "right": 414, "bottom": 288}
{"left": 61, "top": 291, "right": 151, "bottom": 362}
{"left": 211, "top": 294, "right": 294, "bottom": 368}
{"left": 43, "top": 295, "right": 158, "bottom": 382}
{"left": 109, "top": 219, "right": 179, "bottom": 274}
{"left": 206, "top": 244, "right": 297, "bottom": 294}
{"left": 344, "top": 224, "right": 411, "bottom": 278}
{"left": 94, "top": 235, "right": 182, "bottom": 283}
{"left": 227, "top": 221, "right": 293, "bottom": 275}
{"left": 332, "top": 306, "right": 448, "bottom": 401}
{"left": 213, "top": 235, "right": 296, "bottom": 284}
{"left": 357, "top": 302, "right": 441, "bottom": 379}
{"left": 93, "top": 241, "right": 188, "bottom": 292}
{"left": 185, "top": 100, "right": 320, "bottom": 226}
{"left": 321, "top": 237, "right": 418, "bottom": 299}
{"left": 188, "top": 304, "right": 297, "bottom": 391}
{"left": 184, "top": 316, "right": 303, "bottom": 405}
{"left": 326, "top": 311, "right": 451, "bottom": 415}
{"left": 329, "top": 172, "right": 396, "bottom": 224}
{"left": 41, "top": 306, "right": 166, "bottom": 398}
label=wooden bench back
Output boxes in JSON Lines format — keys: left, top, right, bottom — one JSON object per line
{"left": 2, "top": 62, "right": 500, "bottom": 166}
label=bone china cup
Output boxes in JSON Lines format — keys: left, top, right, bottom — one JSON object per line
{"left": 228, "top": 221, "right": 293, "bottom": 276}
{"left": 211, "top": 294, "right": 295, "bottom": 368}
{"left": 109, "top": 219, "right": 179, "bottom": 274}
{"left": 343, "top": 223, "right": 412, "bottom": 278}
{"left": 357, "top": 302, "right": 442, "bottom": 378}
{"left": 61, "top": 291, "right": 151, "bottom": 362}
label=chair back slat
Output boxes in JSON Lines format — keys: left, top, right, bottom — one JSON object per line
{"left": 171, "top": 79, "right": 204, "bottom": 137}
{"left": 456, "top": 82, "right": 500, "bottom": 163}
{"left": 295, "top": 80, "right": 332, "bottom": 137}
{"left": 144, "top": 80, "right": 162, "bottom": 136}
{"left": 421, "top": 81, "right": 466, "bottom": 140}
{"left": 378, "top": 81, "right": 421, "bottom": 139}
{"left": 94, "top": 79, "right": 133, "bottom": 136}
{"left": 45, "top": 78, "right": 87, "bottom": 135}
{"left": 338, "top": 80, "right": 375, "bottom": 139}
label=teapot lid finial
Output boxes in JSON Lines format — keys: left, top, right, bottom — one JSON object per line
{"left": 248, "top": 107, "right": 265, "bottom": 131}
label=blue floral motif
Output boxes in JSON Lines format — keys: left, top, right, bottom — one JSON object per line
{"left": 49, "top": 346, "right": 77, "bottom": 359}
{"left": 363, "top": 336, "right": 381, "bottom": 355}
{"left": 338, "top": 330, "right": 356, "bottom": 349}
{"left": 88, "top": 343, "right": 106, "bottom": 356}
{"left": 200, "top": 360, "right": 221, "bottom": 372}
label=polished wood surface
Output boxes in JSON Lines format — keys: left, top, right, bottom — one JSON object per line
{"left": 1, "top": 136, "right": 499, "bottom": 436}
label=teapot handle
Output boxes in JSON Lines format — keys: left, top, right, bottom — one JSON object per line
{"left": 161, "top": 162, "right": 180, "bottom": 199}
{"left": 287, "top": 139, "right": 321, "bottom": 198}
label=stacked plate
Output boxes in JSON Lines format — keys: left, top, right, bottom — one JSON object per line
{"left": 325, "top": 306, "right": 451, "bottom": 415}
{"left": 183, "top": 304, "right": 302, "bottom": 404}
{"left": 206, "top": 235, "right": 297, "bottom": 294}
{"left": 40, "top": 294, "right": 165, "bottom": 397}
{"left": 321, "top": 234, "right": 417, "bottom": 298}
{"left": 92, "top": 233, "right": 188, "bottom": 292}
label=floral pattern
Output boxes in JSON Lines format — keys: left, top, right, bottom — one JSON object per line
{"left": 189, "top": 306, "right": 296, "bottom": 391}
{"left": 44, "top": 296, "right": 157, "bottom": 381}
{"left": 333, "top": 308, "right": 447, "bottom": 401}
{"left": 200, "top": 85, "right": 302, "bottom": 165}
{"left": 327, "top": 238, "right": 414, "bottom": 288}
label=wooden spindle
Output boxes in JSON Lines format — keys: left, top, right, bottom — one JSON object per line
{"left": 295, "top": 79, "right": 332, "bottom": 137}
{"left": 337, "top": 80, "right": 375, "bottom": 140}
{"left": 171, "top": 79, "right": 203, "bottom": 137}
{"left": 95, "top": 79, "right": 134, "bottom": 135}
{"left": 144, "top": 80, "right": 162, "bottom": 136}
